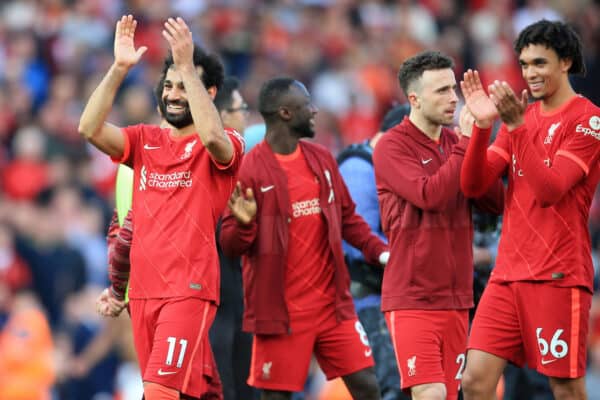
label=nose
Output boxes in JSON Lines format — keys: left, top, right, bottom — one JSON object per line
{"left": 450, "top": 89, "right": 459, "bottom": 103}
{"left": 310, "top": 103, "right": 319, "bottom": 115}
{"left": 523, "top": 65, "right": 536, "bottom": 80}
{"left": 167, "top": 87, "right": 182, "bottom": 100}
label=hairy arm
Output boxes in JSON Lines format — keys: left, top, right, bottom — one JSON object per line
{"left": 79, "top": 15, "right": 146, "bottom": 158}
{"left": 162, "top": 17, "right": 233, "bottom": 163}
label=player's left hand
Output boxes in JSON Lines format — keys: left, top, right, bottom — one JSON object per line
{"left": 488, "top": 80, "right": 527, "bottom": 131}
{"left": 162, "top": 17, "right": 194, "bottom": 71}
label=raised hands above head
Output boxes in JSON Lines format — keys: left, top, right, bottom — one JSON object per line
{"left": 114, "top": 14, "right": 147, "bottom": 69}
{"left": 162, "top": 17, "right": 195, "bottom": 71}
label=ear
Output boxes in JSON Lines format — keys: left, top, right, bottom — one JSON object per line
{"left": 407, "top": 92, "right": 419, "bottom": 109}
{"left": 207, "top": 86, "right": 217, "bottom": 100}
{"left": 278, "top": 107, "right": 292, "bottom": 121}
{"left": 560, "top": 58, "right": 573, "bottom": 73}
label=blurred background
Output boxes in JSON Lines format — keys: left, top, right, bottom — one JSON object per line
{"left": 1, "top": 0, "right": 600, "bottom": 399}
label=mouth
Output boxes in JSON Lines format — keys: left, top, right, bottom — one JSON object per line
{"left": 166, "top": 102, "right": 187, "bottom": 114}
{"left": 528, "top": 81, "right": 544, "bottom": 92}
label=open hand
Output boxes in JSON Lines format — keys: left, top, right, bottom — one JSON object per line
{"left": 228, "top": 182, "right": 257, "bottom": 225}
{"left": 162, "top": 17, "right": 194, "bottom": 71}
{"left": 488, "top": 81, "right": 527, "bottom": 131}
{"left": 461, "top": 69, "right": 497, "bottom": 128}
{"left": 114, "top": 15, "right": 147, "bottom": 69}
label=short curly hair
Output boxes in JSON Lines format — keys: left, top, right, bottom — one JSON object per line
{"left": 397, "top": 51, "right": 455, "bottom": 96}
{"left": 514, "top": 19, "right": 585, "bottom": 76}
{"left": 154, "top": 44, "right": 225, "bottom": 104}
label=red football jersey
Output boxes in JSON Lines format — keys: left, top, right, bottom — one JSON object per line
{"left": 275, "top": 147, "right": 336, "bottom": 314}
{"left": 489, "top": 96, "right": 600, "bottom": 291}
{"left": 115, "top": 124, "right": 244, "bottom": 301}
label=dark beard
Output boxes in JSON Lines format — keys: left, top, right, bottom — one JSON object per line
{"left": 158, "top": 99, "right": 194, "bottom": 129}
{"left": 292, "top": 119, "right": 314, "bottom": 138}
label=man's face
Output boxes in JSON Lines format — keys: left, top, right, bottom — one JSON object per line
{"left": 519, "top": 44, "right": 570, "bottom": 100}
{"left": 159, "top": 67, "right": 193, "bottom": 129}
{"left": 412, "top": 68, "right": 458, "bottom": 126}
{"left": 285, "top": 82, "right": 318, "bottom": 138}
{"left": 220, "top": 90, "right": 248, "bottom": 134}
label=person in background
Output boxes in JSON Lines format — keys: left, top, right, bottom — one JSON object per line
{"left": 0, "top": 232, "right": 54, "bottom": 400}
{"left": 338, "top": 103, "right": 411, "bottom": 400}
{"left": 210, "top": 76, "right": 256, "bottom": 400}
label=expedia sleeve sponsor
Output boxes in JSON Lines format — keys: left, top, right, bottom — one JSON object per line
{"left": 575, "top": 123, "right": 600, "bottom": 141}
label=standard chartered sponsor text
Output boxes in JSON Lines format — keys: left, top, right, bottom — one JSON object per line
{"left": 292, "top": 198, "right": 321, "bottom": 217}
{"left": 148, "top": 171, "right": 193, "bottom": 188}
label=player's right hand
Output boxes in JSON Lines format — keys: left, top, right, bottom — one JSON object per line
{"left": 114, "top": 15, "right": 147, "bottom": 69}
{"left": 96, "top": 287, "right": 126, "bottom": 318}
{"left": 461, "top": 69, "right": 498, "bottom": 129}
{"left": 228, "top": 181, "right": 257, "bottom": 225}
{"left": 455, "top": 105, "right": 476, "bottom": 138}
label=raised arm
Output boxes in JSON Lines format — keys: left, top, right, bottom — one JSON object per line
{"left": 162, "top": 17, "right": 233, "bottom": 164}
{"left": 487, "top": 78, "right": 589, "bottom": 206}
{"left": 78, "top": 15, "right": 147, "bottom": 158}
{"left": 460, "top": 70, "right": 507, "bottom": 197}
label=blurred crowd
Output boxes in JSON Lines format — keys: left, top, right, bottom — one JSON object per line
{"left": 1, "top": 0, "right": 600, "bottom": 399}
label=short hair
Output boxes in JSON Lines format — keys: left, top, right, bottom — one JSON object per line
{"left": 154, "top": 44, "right": 225, "bottom": 104}
{"left": 214, "top": 77, "right": 240, "bottom": 112}
{"left": 514, "top": 20, "right": 585, "bottom": 75}
{"left": 380, "top": 103, "right": 410, "bottom": 132}
{"left": 258, "top": 77, "right": 296, "bottom": 122}
{"left": 398, "top": 51, "right": 454, "bottom": 96}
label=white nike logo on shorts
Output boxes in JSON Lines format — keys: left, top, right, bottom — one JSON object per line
{"left": 157, "top": 369, "right": 178, "bottom": 376}
{"left": 541, "top": 358, "right": 557, "bottom": 365}
{"left": 260, "top": 185, "right": 275, "bottom": 192}
{"left": 144, "top": 144, "right": 161, "bottom": 150}
{"left": 421, "top": 158, "right": 433, "bottom": 165}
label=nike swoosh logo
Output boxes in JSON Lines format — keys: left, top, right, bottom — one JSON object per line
{"left": 421, "top": 158, "right": 433, "bottom": 165}
{"left": 364, "top": 348, "right": 372, "bottom": 357}
{"left": 541, "top": 358, "right": 557, "bottom": 365}
{"left": 157, "top": 369, "right": 178, "bottom": 376}
{"left": 260, "top": 185, "right": 274, "bottom": 193}
{"left": 144, "top": 144, "right": 161, "bottom": 150}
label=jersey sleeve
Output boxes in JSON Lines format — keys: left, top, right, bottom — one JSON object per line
{"left": 461, "top": 124, "right": 509, "bottom": 198}
{"left": 374, "top": 134, "right": 469, "bottom": 212}
{"left": 556, "top": 113, "right": 600, "bottom": 176}
{"left": 210, "top": 128, "right": 246, "bottom": 172}
{"left": 111, "top": 124, "right": 142, "bottom": 167}
{"left": 488, "top": 124, "right": 512, "bottom": 164}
